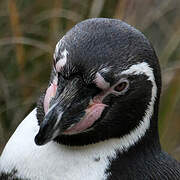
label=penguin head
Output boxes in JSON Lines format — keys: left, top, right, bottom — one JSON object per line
{"left": 35, "top": 18, "right": 161, "bottom": 147}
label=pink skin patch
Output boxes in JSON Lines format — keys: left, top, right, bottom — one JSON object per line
{"left": 64, "top": 102, "right": 107, "bottom": 135}
{"left": 44, "top": 77, "right": 58, "bottom": 114}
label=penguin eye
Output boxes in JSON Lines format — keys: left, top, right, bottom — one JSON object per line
{"left": 114, "top": 80, "right": 129, "bottom": 93}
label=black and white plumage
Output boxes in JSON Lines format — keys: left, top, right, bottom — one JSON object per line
{"left": 0, "top": 18, "right": 180, "bottom": 180}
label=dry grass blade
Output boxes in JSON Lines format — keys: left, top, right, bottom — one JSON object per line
{"left": 140, "top": 0, "right": 175, "bottom": 30}
{"left": 160, "top": 28, "right": 180, "bottom": 68}
{"left": 8, "top": 0, "right": 25, "bottom": 71}
{"left": 159, "top": 68, "right": 180, "bottom": 150}
{"left": 48, "top": 0, "right": 62, "bottom": 47}
{"left": 0, "top": 37, "right": 53, "bottom": 53}
{"left": 113, "top": 0, "right": 126, "bottom": 20}
{"left": 35, "top": 9, "right": 82, "bottom": 24}
{"left": 89, "top": 0, "right": 105, "bottom": 18}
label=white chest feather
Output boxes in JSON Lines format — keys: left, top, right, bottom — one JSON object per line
{"left": 0, "top": 109, "right": 117, "bottom": 180}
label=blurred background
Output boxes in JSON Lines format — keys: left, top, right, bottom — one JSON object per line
{"left": 0, "top": 0, "right": 180, "bottom": 160}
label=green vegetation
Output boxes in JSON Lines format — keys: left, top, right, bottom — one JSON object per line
{"left": 0, "top": 0, "right": 180, "bottom": 160}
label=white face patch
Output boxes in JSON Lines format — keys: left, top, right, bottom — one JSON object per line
{"left": 53, "top": 37, "right": 64, "bottom": 60}
{"left": 94, "top": 72, "right": 110, "bottom": 90}
{"left": 55, "top": 49, "right": 69, "bottom": 72}
{"left": 119, "top": 62, "right": 157, "bottom": 150}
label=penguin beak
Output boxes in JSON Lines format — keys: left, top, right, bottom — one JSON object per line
{"left": 35, "top": 101, "right": 64, "bottom": 145}
{"left": 35, "top": 77, "right": 81, "bottom": 145}
{"left": 35, "top": 77, "right": 107, "bottom": 146}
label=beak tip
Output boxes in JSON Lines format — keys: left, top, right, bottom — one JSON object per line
{"left": 34, "top": 132, "right": 48, "bottom": 146}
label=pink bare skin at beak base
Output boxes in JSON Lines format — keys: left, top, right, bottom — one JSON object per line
{"left": 64, "top": 102, "right": 107, "bottom": 135}
{"left": 43, "top": 82, "right": 57, "bottom": 114}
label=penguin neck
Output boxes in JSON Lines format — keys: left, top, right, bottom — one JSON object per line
{"left": 105, "top": 128, "right": 162, "bottom": 179}
{"left": 131, "top": 100, "right": 161, "bottom": 153}
{"left": 113, "top": 101, "right": 162, "bottom": 164}
{"left": 117, "top": 97, "right": 161, "bottom": 155}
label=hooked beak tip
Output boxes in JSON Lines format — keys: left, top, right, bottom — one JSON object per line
{"left": 35, "top": 117, "right": 62, "bottom": 146}
{"left": 34, "top": 134, "right": 46, "bottom": 146}
{"left": 34, "top": 131, "right": 50, "bottom": 146}
{"left": 35, "top": 106, "right": 63, "bottom": 146}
